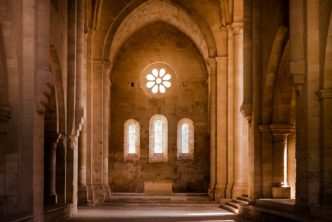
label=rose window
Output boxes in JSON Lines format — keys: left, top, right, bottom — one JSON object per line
{"left": 141, "top": 62, "right": 176, "bottom": 98}
{"left": 146, "top": 68, "right": 172, "bottom": 94}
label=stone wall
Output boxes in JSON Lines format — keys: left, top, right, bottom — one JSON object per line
{"left": 110, "top": 22, "right": 209, "bottom": 193}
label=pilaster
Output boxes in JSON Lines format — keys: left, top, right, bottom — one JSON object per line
{"left": 207, "top": 57, "right": 217, "bottom": 200}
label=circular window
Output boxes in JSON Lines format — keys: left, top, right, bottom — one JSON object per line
{"left": 141, "top": 62, "right": 176, "bottom": 98}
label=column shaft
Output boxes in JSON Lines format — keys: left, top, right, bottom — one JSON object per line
{"left": 232, "top": 23, "right": 247, "bottom": 197}
{"left": 208, "top": 58, "right": 217, "bottom": 199}
{"left": 215, "top": 56, "right": 228, "bottom": 201}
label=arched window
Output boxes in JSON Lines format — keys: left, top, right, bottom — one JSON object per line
{"left": 124, "top": 119, "right": 140, "bottom": 161}
{"left": 177, "top": 118, "right": 194, "bottom": 160}
{"left": 149, "top": 114, "right": 168, "bottom": 162}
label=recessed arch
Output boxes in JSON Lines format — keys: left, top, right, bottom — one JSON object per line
{"left": 106, "top": 0, "right": 214, "bottom": 64}
{"left": 262, "top": 26, "right": 289, "bottom": 124}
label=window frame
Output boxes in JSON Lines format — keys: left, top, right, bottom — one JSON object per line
{"left": 124, "top": 119, "right": 140, "bottom": 161}
{"left": 149, "top": 114, "right": 168, "bottom": 162}
{"left": 177, "top": 118, "right": 194, "bottom": 160}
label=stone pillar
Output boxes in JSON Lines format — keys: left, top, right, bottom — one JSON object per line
{"left": 270, "top": 124, "right": 293, "bottom": 198}
{"left": 232, "top": 22, "right": 247, "bottom": 197}
{"left": 259, "top": 125, "right": 273, "bottom": 197}
{"left": 45, "top": 139, "right": 58, "bottom": 205}
{"left": 225, "top": 25, "right": 234, "bottom": 199}
{"left": 102, "top": 61, "right": 112, "bottom": 200}
{"left": 215, "top": 55, "right": 228, "bottom": 201}
{"left": 289, "top": 0, "right": 305, "bottom": 94}
{"left": 84, "top": 27, "right": 95, "bottom": 203}
{"left": 318, "top": 89, "right": 332, "bottom": 206}
{"left": 208, "top": 58, "right": 217, "bottom": 199}
{"left": 0, "top": 107, "right": 11, "bottom": 218}
{"left": 67, "top": 0, "right": 78, "bottom": 213}
{"left": 78, "top": 125, "right": 88, "bottom": 204}
{"left": 91, "top": 60, "right": 105, "bottom": 203}
{"left": 77, "top": 0, "right": 88, "bottom": 204}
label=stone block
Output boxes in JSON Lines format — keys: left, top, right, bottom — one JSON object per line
{"left": 272, "top": 186, "right": 290, "bottom": 198}
{"left": 144, "top": 180, "right": 172, "bottom": 194}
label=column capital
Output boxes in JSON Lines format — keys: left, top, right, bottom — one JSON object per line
{"left": 259, "top": 124, "right": 271, "bottom": 132}
{"left": 231, "top": 22, "right": 243, "bottom": 35}
{"left": 269, "top": 124, "right": 294, "bottom": 136}
{"left": 207, "top": 57, "right": 217, "bottom": 74}
{"left": 317, "top": 89, "right": 332, "bottom": 100}
{"left": 241, "top": 102, "right": 252, "bottom": 124}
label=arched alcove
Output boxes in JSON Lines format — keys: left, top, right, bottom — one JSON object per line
{"left": 109, "top": 21, "right": 209, "bottom": 193}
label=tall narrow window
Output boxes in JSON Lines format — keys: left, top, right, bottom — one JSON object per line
{"left": 177, "top": 118, "right": 194, "bottom": 160}
{"left": 181, "top": 123, "right": 189, "bottom": 154}
{"left": 154, "top": 120, "right": 163, "bottom": 154}
{"left": 149, "top": 114, "right": 168, "bottom": 162}
{"left": 128, "top": 124, "right": 136, "bottom": 154}
{"left": 124, "top": 119, "right": 140, "bottom": 161}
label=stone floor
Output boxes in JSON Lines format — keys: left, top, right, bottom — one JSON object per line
{"left": 66, "top": 193, "right": 239, "bottom": 222}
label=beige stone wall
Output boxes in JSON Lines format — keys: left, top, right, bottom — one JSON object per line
{"left": 110, "top": 22, "right": 209, "bottom": 193}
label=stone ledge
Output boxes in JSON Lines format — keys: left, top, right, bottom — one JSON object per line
{"left": 144, "top": 180, "right": 172, "bottom": 195}
{"left": 272, "top": 186, "right": 291, "bottom": 199}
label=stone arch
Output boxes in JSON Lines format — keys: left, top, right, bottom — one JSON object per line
{"left": 104, "top": 0, "right": 215, "bottom": 65}
{"left": 272, "top": 42, "right": 293, "bottom": 124}
{"left": 262, "top": 26, "right": 289, "bottom": 124}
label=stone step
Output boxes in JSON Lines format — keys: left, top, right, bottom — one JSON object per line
{"left": 220, "top": 203, "right": 239, "bottom": 214}
{"left": 106, "top": 193, "right": 214, "bottom": 205}
{"left": 236, "top": 196, "right": 250, "bottom": 203}
{"left": 232, "top": 198, "right": 248, "bottom": 205}
{"left": 226, "top": 200, "right": 240, "bottom": 209}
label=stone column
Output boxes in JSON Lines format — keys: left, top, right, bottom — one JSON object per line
{"left": 289, "top": 0, "right": 305, "bottom": 94}
{"left": 84, "top": 27, "right": 95, "bottom": 203}
{"left": 318, "top": 89, "right": 332, "bottom": 206}
{"left": 45, "top": 138, "right": 59, "bottom": 205}
{"left": 248, "top": 0, "right": 263, "bottom": 200}
{"left": 78, "top": 125, "right": 88, "bottom": 204}
{"left": 232, "top": 22, "right": 247, "bottom": 197}
{"left": 215, "top": 55, "right": 228, "bottom": 201}
{"left": 225, "top": 25, "right": 234, "bottom": 199}
{"left": 102, "top": 61, "right": 112, "bottom": 200}
{"left": 0, "top": 107, "right": 11, "bottom": 218}
{"left": 207, "top": 58, "right": 217, "bottom": 199}
{"left": 77, "top": 0, "right": 88, "bottom": 204}
{"left": 66, "top": 0, "right": 78, "bottom": 213}
{"left": 91, "top": 60, "right": 105, "bottom": 203}
{"left": 259, "top": 125, "right": 273, "bottom": 197}
{"left": 270, "top": 124, "right": 293, "bottom": 198}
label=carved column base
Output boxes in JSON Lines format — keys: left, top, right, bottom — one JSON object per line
{"left": 208, "top": 185, "right": 215, "bottom": 200}
{"left": 232, "top": 183, "right": 248, "bottom": 198}
{"left": 103, "top": 184, "right": 111, "bottom": 201}
{"left": 272, "top": 186, "right": 290, "bottom": 198}
{"left": 78, "top": 185, "right": 88, "bottom": 204}
{"left": 92, "top": 184, "right": 104, "bottom": 204}
{"left": 45, "top": 193, "right": 58, "bottom": 206}
{"left": 215, "top": 184, "right": 226, "bottom": 202}
{"left": 86, "top": 184, "right": 95, "bottom": 204}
